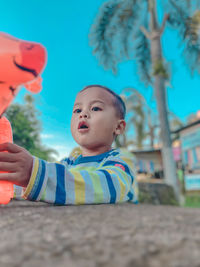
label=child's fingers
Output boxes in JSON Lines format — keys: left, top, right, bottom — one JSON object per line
{"left": 0, "top": 152, "right": 16, "bottom": 162}
{"left": 0, "top": 171, "right": 16, "bottom": 181}
{"left": 0, "top": 142, "right": 22, "bottom": 153}
{"left": 0, "top": 171, "right": 28, "bottom": 187}
{"left": 0, "top": 162, "right": 17, "bottom": 172}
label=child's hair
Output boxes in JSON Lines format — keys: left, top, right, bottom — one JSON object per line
{"left": 80, "top": 84, "right": 126, "bottom": 119}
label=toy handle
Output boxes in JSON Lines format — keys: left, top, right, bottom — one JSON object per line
{"left": 0, "top": 116, "right": 14, "bottom": 204}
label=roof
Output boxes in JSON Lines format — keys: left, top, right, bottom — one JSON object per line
{"left": 131, "top": 148, "right": 161, "bottom": 154}
{"left": 172, "top": 119, "right": 200, "bottom": 134}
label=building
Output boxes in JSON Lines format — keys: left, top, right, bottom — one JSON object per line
{"left": 173, "top": 119, "right": 200, "bottom": 172}
{"left": 132, "top": 149, "right": 163, "bottom": 179}
{"left": 131, "top": 118, "right": 200, "bottom": 189}
{"left": 173, "top": 119, "right": 200, "bottom": 191}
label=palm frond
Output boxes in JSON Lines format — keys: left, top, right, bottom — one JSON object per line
{"left": 183, "top": 10, "right": 200, "bottom": 74}
{"left": 163, "top": 0, "right": 200, "bottom": 74}
{"left": 163, "top": 0, "right": 188, "bottom": 29}
{"left": 116, "top": 0, "right": 142, "bottom": 59}
{"left": 90, "top": 0, "right": 120, "bottom": 71}
{"left": 134, "top": 34, "right": 152, "bottom": 85}
{"left": 132, "top": 0, "right": 152, "bottom": 85}
{"left": 89, "top": 0, "right": 146, "bottom": 73}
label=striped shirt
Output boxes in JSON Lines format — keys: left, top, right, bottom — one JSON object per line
{"left": 18, "top": 148, "right": 138, "bottom": 205}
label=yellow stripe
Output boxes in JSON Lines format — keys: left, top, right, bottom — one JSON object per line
{"left": 106, "top": 169, "right": 126, "bottom": 202}
{"left": 23, "top": 158, "right": 39, "bottom": 199}
{"left": 71, "top": 170, "right": 85, "bottom": 204}
{"left": 89, "top": 171, "right": 103, "bottom": 203}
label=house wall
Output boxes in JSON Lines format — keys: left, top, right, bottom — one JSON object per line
{"left": 133, "top": 151, "right": 163, "bottom": 175}
{"left": 180, "top": 123, "right": 200, "bottom": 171}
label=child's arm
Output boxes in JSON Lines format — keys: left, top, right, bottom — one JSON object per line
{"left": 24, "top": 152, "right": 138, "bottom": 205}
{"left": 0, "top": 143, "right": 138, "bottom": 205}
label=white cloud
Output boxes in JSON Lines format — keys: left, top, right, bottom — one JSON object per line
{"left": 41, "top": 133, "right": 54, "bottom": 139}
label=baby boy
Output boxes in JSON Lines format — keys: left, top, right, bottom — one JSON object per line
{"left": 0, "top": 85, "right": 138, "bottom": 204}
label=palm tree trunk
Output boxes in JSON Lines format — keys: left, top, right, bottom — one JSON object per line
{"left": 154, "top": 73, "right": 178, "bottom": 194}
{"left": 149, "top": 0, "right": 180, "bottom": 199}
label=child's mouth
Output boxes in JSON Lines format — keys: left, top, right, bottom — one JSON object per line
{"left": 78, "top": 121, "right": 89, "bottom": 132}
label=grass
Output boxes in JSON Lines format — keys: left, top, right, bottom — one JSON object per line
{"left": 184, "top": 194, "right": 200, "bottom": 208}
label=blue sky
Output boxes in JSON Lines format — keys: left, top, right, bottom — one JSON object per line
{"left": 1, "top": 0, "right": 200, "bottom": 159}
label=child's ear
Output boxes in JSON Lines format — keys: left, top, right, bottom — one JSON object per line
{"left": 114, "top": 120, "right": 126, "bottom": 136}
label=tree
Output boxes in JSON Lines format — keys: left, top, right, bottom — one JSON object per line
{"left": 5, "top": 94, "right": 58, "bottom": 161}
{"left": 122, "top": 87, "right": 154, "bottom": 149}
{"left": 113, "top": 88, "right": 149, "bottom": 149}
{"left": 122, "top": 88, "right": 183, "bottom": 149}
{"left": 90, "top": 0, "right": 200, "bottom": 198}
{"left": 124, "top": 88, "right": 147, "bottom": 149}
{"left": 121, "top": 87, "right": 161, "bottom": 149}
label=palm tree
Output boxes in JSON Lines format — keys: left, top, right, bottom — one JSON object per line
{"left": 114, "top": 88, "right": 149, "bottom": 149}
{"left": 123, "top": 88, "right": 183, "bottom": 148}
{"left": 122, "top": 87, "right": 158, "bottom": 149}
{"left": 146, "top": 110, "right": 160, "bottom": 148}
{"left": 89, "top": 0, "right": 200, "bottom": 198}
{"left": 123, "top": 88, "right": 146, "bottom": 149}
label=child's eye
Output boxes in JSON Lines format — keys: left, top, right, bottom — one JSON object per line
{"left": 73, "top": 108, "right": 81, "bottom": 113}
{"left": 92, "top": 106, "right": 101, "bottom": 111}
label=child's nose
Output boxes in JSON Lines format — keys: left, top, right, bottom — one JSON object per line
{"left": 79, "top": 111, "right": 89, "bottom": 118}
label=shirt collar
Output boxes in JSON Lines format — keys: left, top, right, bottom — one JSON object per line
{"left": 74, "top": 149, "right": 115, "bottom": 164}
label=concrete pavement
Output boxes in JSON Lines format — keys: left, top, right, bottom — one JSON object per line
{"left": 0, "top": 200, "right": 200, "bottom": 267}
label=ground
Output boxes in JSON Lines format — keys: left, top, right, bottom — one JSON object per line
{"left": 1, "top": 200, "right": 200, "bottom": 267}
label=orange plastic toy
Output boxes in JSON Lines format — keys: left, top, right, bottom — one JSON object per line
{"left": 0, "top": 117, "right": 14, "bottom": 204}
{"left": 0, "top": 32, "right": 47, "bottom": 117}
{"left": 0, "top": 32, "right": 47, "bottom": 204}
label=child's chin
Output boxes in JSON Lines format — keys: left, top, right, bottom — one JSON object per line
{"left": 78, "top": 141, "right": 96, "bottom": 149}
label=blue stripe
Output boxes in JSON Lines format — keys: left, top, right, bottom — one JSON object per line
{"left": 127, "top": 191, "right": 134, "bottom": 201}
{"left": 150, "top": 161, "right": 154, "bottom": 172}
{"left": 31, "top": 160, "right": 46, "bottom": 200}
{"left": 99, "top": 170, "right": 116, "bottom": 203}
{"left": 61, "top": 157, "right": 74, "bottom": 165}
{"left": 80, "top": 170, "right": 94, "bottom": 203}
{"left": 193, "top": 149, "right": 198, "bottom": 164}
{"left": 55, "top": 164, "right": 66, "bottom": 204}
{"left": 105, "top": 166, "right": 130, "bottom": 197}
{"left": 102, "top": 160, "right": 134, "bottom": 183}
{"left": 66, "top": 158, "right": 72, "bottom": 164}
{"left": 109, "top": 152, "right": 119, "bottom": 157}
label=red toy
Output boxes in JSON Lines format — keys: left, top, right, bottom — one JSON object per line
{"left": 0, "top": 32, "right": 47, "bottom": 204}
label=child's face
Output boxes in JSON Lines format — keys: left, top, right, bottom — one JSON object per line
{"left": 71, "top": 86, "right": 125, "bottom": 154}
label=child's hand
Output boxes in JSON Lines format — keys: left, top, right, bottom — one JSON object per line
{"left": 0, "top": 142, "right": 33, "bottom": 187}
